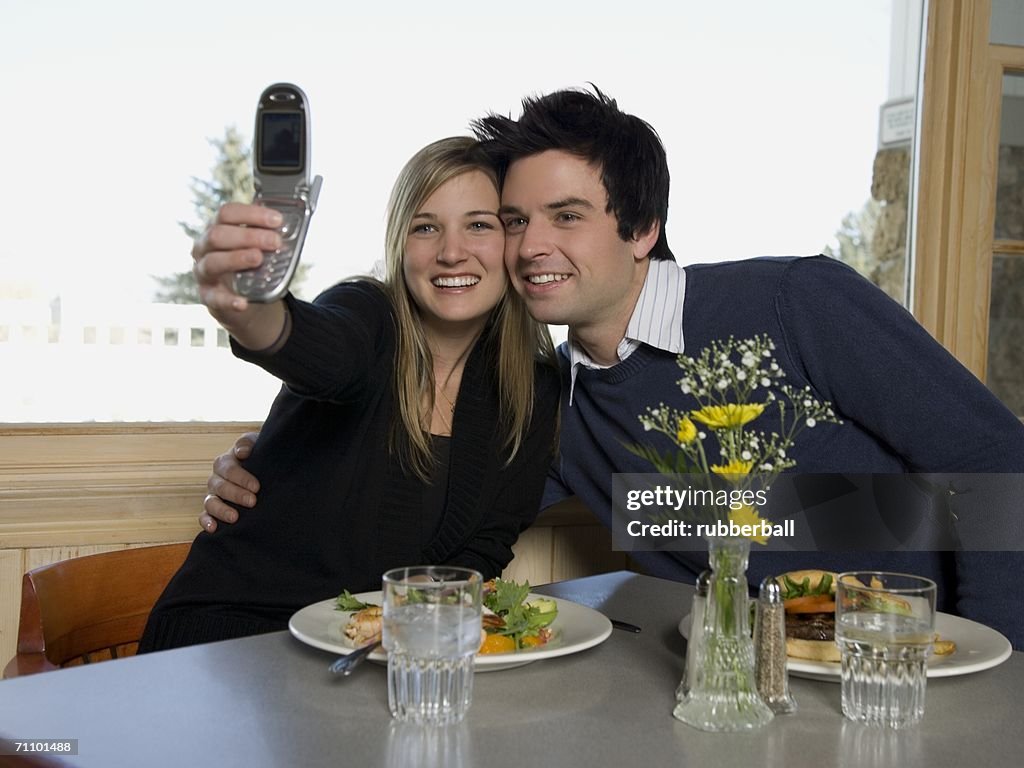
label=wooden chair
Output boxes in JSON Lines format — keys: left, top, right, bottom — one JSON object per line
{"left": 2, "top": 542, "right": 191, "bottom": 678}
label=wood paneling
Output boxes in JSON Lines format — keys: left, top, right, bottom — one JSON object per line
{"left": 551, "top": 525, "right": 628, "bottom": 583}
{"left": 503, "top": 526, "right": 554, "bottom": 585}
{"left": 0, "top": 550, "right": 24, "bottom": 661}
{"left": 0, "top": 423, "right": 259, "bottom": 548}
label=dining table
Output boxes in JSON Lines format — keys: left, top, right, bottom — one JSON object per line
{"left": 0, "top": 570, "right": 1019, "bottom": 768}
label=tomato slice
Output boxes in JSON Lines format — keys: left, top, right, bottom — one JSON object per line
{"left": 784, "top": 594, "right": 836, "bottom": 614}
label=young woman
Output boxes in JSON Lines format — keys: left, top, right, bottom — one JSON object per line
{"left": 140, "top": 138, "right": 559, "bottom": 651}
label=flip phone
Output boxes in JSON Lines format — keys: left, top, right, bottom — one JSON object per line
{"left": 234, "top": 82, "right": 323, "bottom": 302}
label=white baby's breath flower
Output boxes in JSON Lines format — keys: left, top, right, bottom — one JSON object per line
{"left": 717, "top": 378, "right": 729, "bottom": 390}
{"left": 761, "top": 377, "right": 771, "bottom": 387}
{"left": 741, "top": 450, "right": 752, "bottom": 461}
{"left": 736, "top": 371, "right": 747, "bottom": 381}
{"left": 806, "top": 418, "right": 817, "bottom": 428}
{"left": 742, "top": 353, "right": 756, "bottom": 368}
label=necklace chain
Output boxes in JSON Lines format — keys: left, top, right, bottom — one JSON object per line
{"left": 432, "top": 382, "right": 456, "bottom": 436}
{"left": 433, "top": 403, "right": 452, "bottom": 435}
{"left": 436, "top": 385, "right": 456, "bottom": 414}
{"left": 432, "top": 370, "right": 459, "bottom": 436}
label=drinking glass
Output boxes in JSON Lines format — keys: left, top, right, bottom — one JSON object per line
{"left": 835, "top": 571, "right": 936, "bottom": 728}
{"left": 381, "top": 566, "right": 483, "bottom": 725}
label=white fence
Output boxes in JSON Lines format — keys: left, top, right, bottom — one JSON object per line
{"left": 0, "top": 299, "right": 282, "bottom": 422}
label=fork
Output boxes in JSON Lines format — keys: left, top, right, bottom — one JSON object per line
{"left": 328, "top": 640, "right": 382, "bottom": 676}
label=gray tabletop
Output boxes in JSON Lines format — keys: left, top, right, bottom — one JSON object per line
{"left": 0, "top": 571, "right": 1019, "bottom": 768}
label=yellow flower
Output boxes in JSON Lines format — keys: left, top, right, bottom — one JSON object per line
{"left": 710, "top": 458, "right": 754, "bottom": 481}
{"left": 728, "top": 504, "right": 770, "bottom": 545}
{"left": 676, "top": 416, "right": 698, "bottom": 445}
{"left": 691, "top": 403, "right": 765, "bottom": 429}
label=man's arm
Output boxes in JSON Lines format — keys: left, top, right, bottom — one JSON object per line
{"left": 777, "top": 256, "right": 1024, "bottom": 471}
{"left": 200, "top": 432, "right": 262, "bottom": 532}
{"left": 778, "top": 257, "right": 1024, "bottom": 647}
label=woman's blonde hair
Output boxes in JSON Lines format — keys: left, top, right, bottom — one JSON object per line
{"left": 381, "top": 137, "right": 554, "bottom": 481}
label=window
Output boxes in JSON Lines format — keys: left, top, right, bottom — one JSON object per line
{"left": 2, "top": 0, "right": 910, "bottom": 423}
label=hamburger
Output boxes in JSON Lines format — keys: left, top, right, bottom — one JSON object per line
{"left": 778, "top": 569, "right": 841, "bottom": 662}
{"left": 777, "top": 570, "right": 954, "bottom": 662}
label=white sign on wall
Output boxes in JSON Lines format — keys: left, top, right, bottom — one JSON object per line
{"left": 879, "top": 98, "right": 916, "bottom": 148}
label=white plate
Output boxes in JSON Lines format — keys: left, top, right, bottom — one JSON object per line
{"left": 290, "top": 591, "right": 613, "bottom": 672}
{"left": 678, "top": 611, "right": 1012, "bottom": 683}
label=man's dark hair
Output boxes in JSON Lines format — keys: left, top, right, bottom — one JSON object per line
{"left": 472, "top": 86, "right": 674, "bottom": 262}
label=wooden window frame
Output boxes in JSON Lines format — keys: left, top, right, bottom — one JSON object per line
{"left": 915, "top": 0, "right": 1024, "bottom": 379}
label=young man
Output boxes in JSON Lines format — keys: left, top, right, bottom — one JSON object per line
{"left": 205, "top": 88, "right": 1024, "bottom": 648}
{"left": 472, "top": 87, "right": 1024, "bottom": 647}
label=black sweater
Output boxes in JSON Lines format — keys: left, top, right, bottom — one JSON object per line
{"left": 141, "top": 281, "right": 559, "bottom": 651}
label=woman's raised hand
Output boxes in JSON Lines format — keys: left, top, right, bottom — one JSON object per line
{"left": 191, "top": 203, "right": 288, "bottom": 350}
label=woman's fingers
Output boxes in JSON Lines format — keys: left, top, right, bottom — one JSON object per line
{"left": 191, "top": 204, "right": 283, "bottom": 287}
{"left": 217, "top": 202, "right": 284, "bottom": 229}
{"left": 200, "top": 221, "right": 282, "bottom": 260}
{"left": 191, "top": 205, "right": 284, "bottom": 316}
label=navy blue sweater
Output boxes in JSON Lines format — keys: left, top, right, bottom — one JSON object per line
{"left": 544, "top": 256, "right": 1024, "bottom": 648}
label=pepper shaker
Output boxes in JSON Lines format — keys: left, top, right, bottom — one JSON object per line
{"left": 676, "top": 570, "right": 710, "bottom": 701}
{"left": 753, "top": 575, "right": 798, "bottom": 714}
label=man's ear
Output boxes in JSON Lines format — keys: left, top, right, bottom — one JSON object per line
{"left": 631, "top": 221, "right": 661, "bottom": 262}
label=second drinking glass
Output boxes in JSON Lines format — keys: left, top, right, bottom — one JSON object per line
{"left": 835, "top": 571, "right": 936, "bottom": 729}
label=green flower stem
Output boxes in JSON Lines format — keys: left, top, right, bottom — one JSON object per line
{"left": 674, "top": 535, "right": 773, "bottom": 731}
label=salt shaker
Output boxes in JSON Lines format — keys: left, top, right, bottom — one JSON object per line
{"left": 676, "top": 570, "right": 710, "bottom": 701}
{"left": 753, "top": 575, "right": 797, "bottom": 714}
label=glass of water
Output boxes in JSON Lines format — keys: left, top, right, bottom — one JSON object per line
{"left": 835, "top": 572, "right": 937, "bottom": 728}
{"left": 381, "top": 566, "right": 483, "bottom": 725}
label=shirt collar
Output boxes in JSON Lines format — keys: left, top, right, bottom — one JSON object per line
{"left": 565, "top": 259, "right": 687, "bottom": 404}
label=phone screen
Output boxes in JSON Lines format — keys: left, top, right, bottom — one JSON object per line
{"left": 260, "top": 112, "right": 303, "bottom": 169}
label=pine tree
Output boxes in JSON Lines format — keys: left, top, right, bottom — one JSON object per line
{"left": 179, "top": 126, "right": 255, "bottom": 242}
{"left": 152, "top": 126, "right": 309, "bottom": 302}
{"left": 823, "top": 198, "right": 880, "bottom": 277}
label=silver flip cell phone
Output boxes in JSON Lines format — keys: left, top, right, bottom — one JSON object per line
{"left": 234, "top": 83, "right": 323, "bottom": 302}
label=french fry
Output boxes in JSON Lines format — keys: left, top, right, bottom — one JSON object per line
{"left": 933, "top": 635, "right": 957, "bottom": 656}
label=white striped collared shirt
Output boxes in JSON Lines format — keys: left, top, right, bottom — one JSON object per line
{"left": 566, "top": 258, "right": 686, "bottom": 404}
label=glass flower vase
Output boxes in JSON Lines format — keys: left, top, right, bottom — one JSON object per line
{"left": 673, "top": 535, "right": 774, "bottom": 732}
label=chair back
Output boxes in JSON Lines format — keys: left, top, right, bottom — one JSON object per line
{"left": 3, "top": 542, "right": 190, "bottom": 678}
